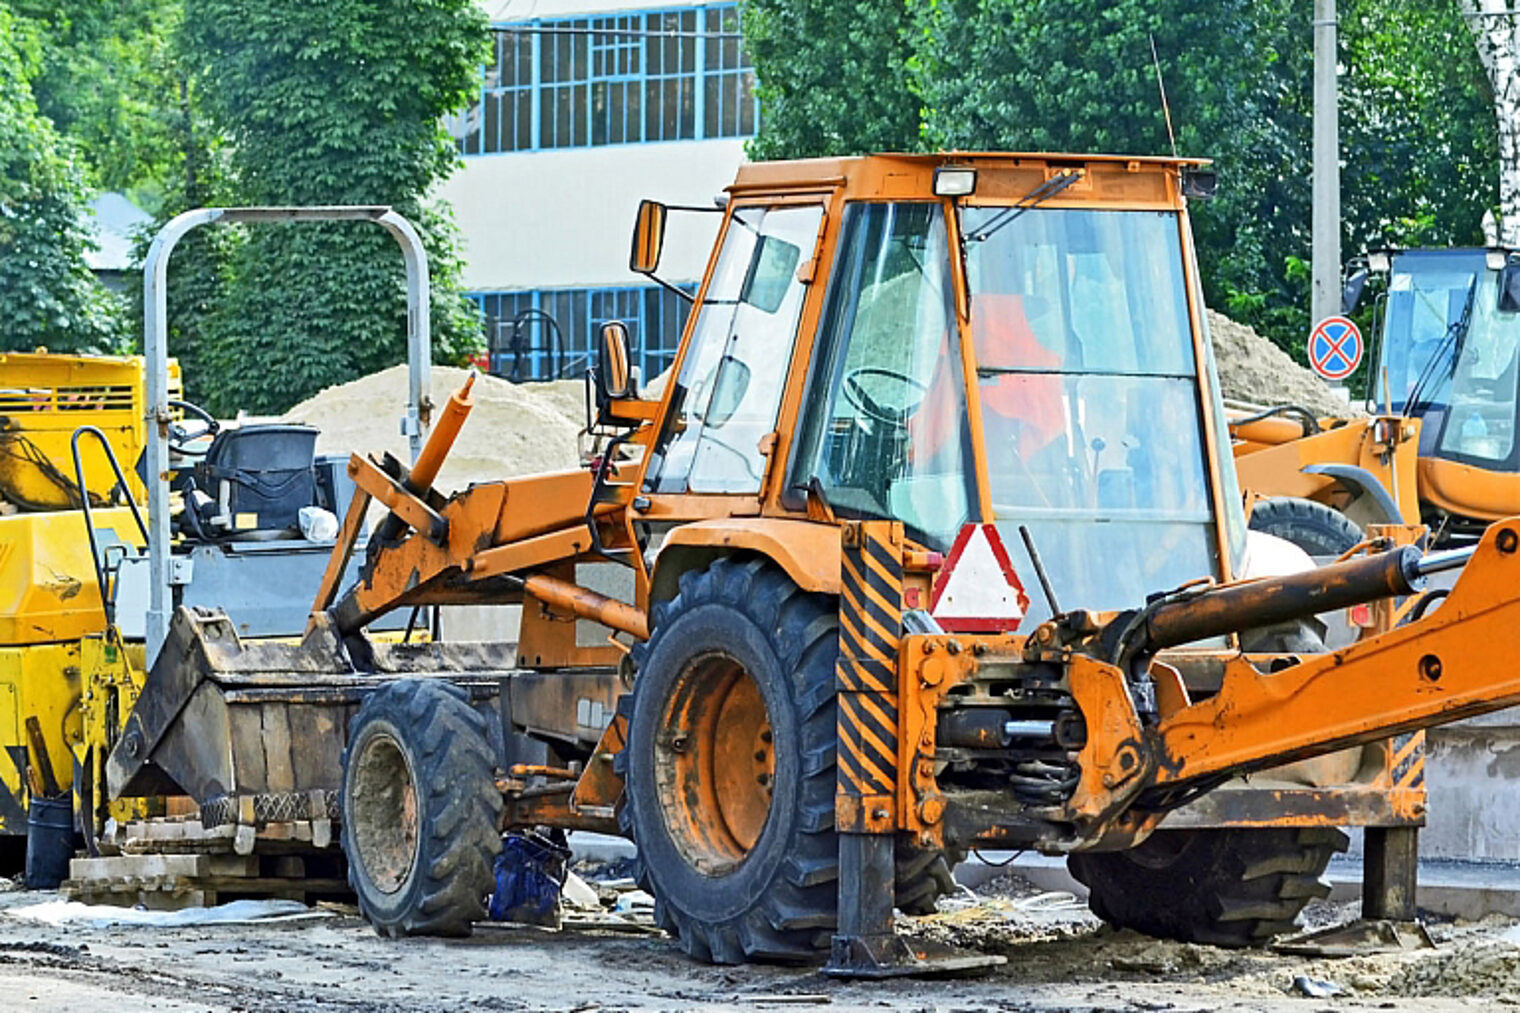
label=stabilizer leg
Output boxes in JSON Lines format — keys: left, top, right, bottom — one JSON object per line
{"left": 822, "top": 522, "right": 1001, "bottom": 979}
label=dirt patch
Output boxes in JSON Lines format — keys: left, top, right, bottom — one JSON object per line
{"left": 1383, "top": 921, "right": 1520, "bottom": 996}
{"left": 281, "top": 366, "right": 585, "bottom": 492}
{"left": 904, "top": 873, "right": 1520, "bottom": 1004}
{"left": 1208, "top": 309, "right": 1357, "bottom": 417}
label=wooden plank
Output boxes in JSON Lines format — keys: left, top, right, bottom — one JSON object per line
{"left": 229, "top": 707, "right": 268, "bottom": 795}
{"left": 262, "top": 702, "right": 295, "bottom": 793}
{"left": 206, "top": 854, "right": 260, "bottom": 877}
{"left": 288, "top": 704, "right": 344, "bottom": 788}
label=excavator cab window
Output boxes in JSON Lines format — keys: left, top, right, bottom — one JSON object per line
{"left": 1380, "top": 249, "right": 1520, "bottom": 469}
{"left": 964, "top": 206, "right": 1220, "bottom": 626}
{"left": 792, "top": 202, "right": 975, "bottom": 551}
{"left": 644, "top": 203, "right": 824, "bottom": 495}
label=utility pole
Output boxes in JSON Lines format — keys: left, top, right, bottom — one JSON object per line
{"left": 1312, "top": 0, "right": 1340, "bottom": 323}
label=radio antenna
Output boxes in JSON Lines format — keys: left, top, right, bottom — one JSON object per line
{"left": 1150, "top": 33, "right": 1178, "bottom": 158}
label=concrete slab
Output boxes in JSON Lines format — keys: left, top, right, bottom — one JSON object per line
{"left": 569, "top": 831, "right": 636, "bottom": 865}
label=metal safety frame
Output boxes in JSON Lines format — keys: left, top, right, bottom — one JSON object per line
{"left": 141, "top": 206, "right": 433, "bottom": 667}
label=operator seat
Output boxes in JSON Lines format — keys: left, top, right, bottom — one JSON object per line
{"left": 188, "top": 424, "right": 319, "bottom": 540}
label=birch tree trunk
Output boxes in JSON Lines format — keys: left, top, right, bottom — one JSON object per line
{"left": 1462, "top": 0, "right": 1520, "bottom": 245}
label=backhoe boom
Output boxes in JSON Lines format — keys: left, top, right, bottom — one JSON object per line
{"left": 1066, "top": 520, "right": 1520, "bottom": 836}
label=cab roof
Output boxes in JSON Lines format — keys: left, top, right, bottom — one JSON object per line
{"left": 729, "top": 152, "right": 1212, "bottom": 207}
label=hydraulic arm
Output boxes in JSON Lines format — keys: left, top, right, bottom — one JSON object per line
{"left": 1041, "top": 525, "right": 1517, "bottom": 847}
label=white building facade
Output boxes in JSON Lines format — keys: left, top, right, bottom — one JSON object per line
{"left": 439, "top": 0, "right": 758, "bottom": 382}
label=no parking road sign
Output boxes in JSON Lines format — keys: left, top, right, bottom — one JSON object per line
{"left": 1308, "top": 315, "right": 1363, "bottom": 382}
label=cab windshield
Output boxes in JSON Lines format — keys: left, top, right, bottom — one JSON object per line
{"left": 1379, "top": 249, "right": 1520, "bottom": 468}
{"left": 964, "top": 206, "right": 1220, "bottom": 625}
{"left": 793, "top": 201, "right": 1231, "bottom": 629}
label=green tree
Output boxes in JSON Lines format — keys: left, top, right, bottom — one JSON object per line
{"left": 0, "top": 5, "right": 120, "bottom": 353}
{"left": 912, "top": 0, "right": 1317, "bottom": 351}
{"left": 124, "top": 72, "right": 239, "bottom": 406}
{"left": 7, "top": 0, "right": 183, "bottom": 203}
{"left": 1343, "top": 1, "right": 1496, "bottom": 251}
{"left": 743, "top": 0, "right": 1498, "bottom": 363}
{"left": 741, "top": 0, "right": 921, "bottom": 158}
{"left": 178, "top": 0, "right": 487, "bottom": 415}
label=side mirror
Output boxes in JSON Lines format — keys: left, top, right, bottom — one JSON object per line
{"left": 629, "top": 200, "right": 667, "bottom": 276}
{"left": 1500, "top": 255, "right": 1520, "bottom": 314}
{"left": 598, "top": 321, "right": 634, "bottom": 400}
{"left": 1342, "top": 267, "right": 1369, "bottom": 315}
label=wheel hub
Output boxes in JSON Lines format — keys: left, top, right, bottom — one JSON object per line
{"left": 348, "top": 731, "right": 420, "bottom": 894}
{"left": 654, "top": 652, "right": 775, "bottom": 876}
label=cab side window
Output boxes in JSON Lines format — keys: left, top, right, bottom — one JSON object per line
{"left": 644, "top": 204, "right": 823, "bottom": 494}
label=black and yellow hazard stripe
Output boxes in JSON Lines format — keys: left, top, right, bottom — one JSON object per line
{"left": 837, "top": 522, "right": 903, "bottom": 829}
{"left": 1389, "top": 731, "right": 1426, "bottom": 790}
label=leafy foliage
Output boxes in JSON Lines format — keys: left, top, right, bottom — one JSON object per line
{"left": 913, "top": 0, "right": 1314, "bottom": 349}
{"left": 122, "top": 72, "right": 239, "bottom": 406}
{"left": 7, "top": 0, "right": 184, "bottom": 202}
{"left": 743, "top": 0, "right": 1500, "bottom": 362}
{"left": 0, "top": 4, "right": 121, "bottom": 353}
{"left": 170, "top": 0, "right": 488, "bottom": 415}
{"left": 741, "top": 0, "right": 922, "bottom": 158}
{"left": 1342, "top": 1, "right": 1496, "bottom": 252}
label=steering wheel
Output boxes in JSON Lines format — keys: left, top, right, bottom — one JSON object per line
{"left": 167, "top": 399, "right": 219, "bottom": 455}
{"left": 842, "top": 367, "right": 929, "bottom": 426}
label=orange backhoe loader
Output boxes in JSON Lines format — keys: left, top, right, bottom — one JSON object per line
{"left": 102, "top": 154, "right": 1520, "bottom": 978}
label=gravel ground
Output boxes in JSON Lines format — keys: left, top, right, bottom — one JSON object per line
{"left": 0, "top": 871, "right": 1517, "bottom": 1012}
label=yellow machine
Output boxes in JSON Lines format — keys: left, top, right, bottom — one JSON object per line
{"left": 0, "top": 353, "right": 177, "bottom": 869}
{"left": 0, "top": 347, "right": 410, "bottom": 884}
{"left": 108, "top": 154, "right": 1520, "bottom": 978}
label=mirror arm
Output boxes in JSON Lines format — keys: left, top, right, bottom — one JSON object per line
{"left": 642, "top": 271, "right": 695, "bottom": 305}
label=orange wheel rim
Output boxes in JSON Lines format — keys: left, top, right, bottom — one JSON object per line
{"left": 654, "top": 653, "right": 775, "bottom": 876}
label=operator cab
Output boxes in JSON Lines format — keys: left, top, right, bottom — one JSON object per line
{"left": 1360, "top": 247, "right": 1520, "bottom": 535}
{"left": 1370, "top": 248, "right": 1520, "bottom": 469}
{"left": 783, "top": 158, "right": 1245, "bottom": 628}
{"left": 626, "top": 154, "right": 1248, "bottom": 632}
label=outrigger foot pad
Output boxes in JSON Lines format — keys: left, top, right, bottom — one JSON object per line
{"left": 1273, "top": 918, "right": 1435, "bottom": 958}
{"left": 823, "top": 933, "right": 1006, "bottom": 979}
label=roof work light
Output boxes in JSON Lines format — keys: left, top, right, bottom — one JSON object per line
{"left": 933, "top": 167, "right": 977, "bottom": 197}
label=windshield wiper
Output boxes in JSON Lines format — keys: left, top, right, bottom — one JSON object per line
{"left": 1404, "top": 277, "right": 1477, "bottom": 417}
{"left": 964, "top": 171, "right": 1082, "bottom": 244}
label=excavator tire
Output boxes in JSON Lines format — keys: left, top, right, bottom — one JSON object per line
{"left": 615, "top": 556, "right": 959, "bottom": 964}
{"left": 1248, "top": 496, "right": 1364, "bottom": 558}
{"left": 341, "top": 678, "right": 503, "bottom": 938}
{"left": 1068, "top": 826, "right": 1348, "bottom": 947}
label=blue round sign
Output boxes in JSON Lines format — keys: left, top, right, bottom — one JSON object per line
{"left": 1308, "top": 316, "right": 1363, "bottom": 381}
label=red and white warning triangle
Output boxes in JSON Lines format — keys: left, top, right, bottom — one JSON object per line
{"left": 930, "top": 523, "right": 1031, "bottom": 633}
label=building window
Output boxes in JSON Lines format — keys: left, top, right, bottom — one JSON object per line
{"left": 471, "top": 285, "right": 694, "bottom": 383}
{"left": 447, "top": 4, "right": 757, "bottom": 155}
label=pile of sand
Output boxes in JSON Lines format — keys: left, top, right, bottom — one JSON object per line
{"left": 1207, "top": 309, "right": 1356, "bottom": 417}
{"left": 281, "top": 366, "right": 586, "bottom": 494}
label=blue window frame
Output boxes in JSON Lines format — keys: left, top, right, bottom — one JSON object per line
{"left": 447, "top": 4, "right": 757, "bottom": 154}
{"left": 471, "top": 285, "right": 694, "bottom": 382}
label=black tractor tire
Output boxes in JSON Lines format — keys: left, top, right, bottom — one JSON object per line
{"left": 341, "top": 678, "right": 503, "bottom": 938}
{"left": 1068, "top": 826, "right": 1348, "bottom": 947}
{"left": 1248, "top": 496, "right": 1363, "bottom": 558}
{"left": 616, "top": 556, "right": 959, "bottom": 964}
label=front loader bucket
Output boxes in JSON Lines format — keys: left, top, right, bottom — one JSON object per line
{"left": 108, "top": 606, "right": 510, "bottom": 828}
